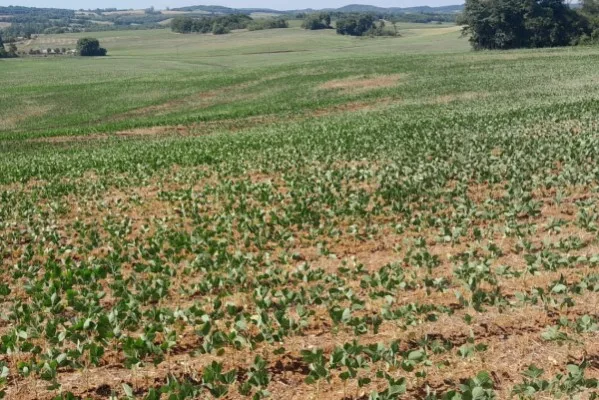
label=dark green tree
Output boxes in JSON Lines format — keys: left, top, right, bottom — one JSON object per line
{"left": 581, "top": 0, "right": 599, "bottom": 16}
{"left": 76, "top": 37, "right": 107, "bottom": 56}
{"left": 0, "top": 33, "right": 18, "bottom": 58}
{"left": 248, "top": 17, "right": 289, "bottom": 31}
{"left": 211, "top": 23, "right": 230, "bottom": 35}
{"left": 302, "top": 13, "right": 332, "bottom": 30}
{"left": 460, "top": 0, "right": 590, "bottom": 49}
{"left": 579, "top": 0, "right": 599, "bottom": 41}
{"left": 171, "top": 14, "right": 251, "bottom": 34}
{"left": 336, "top": 14, "right": 376, "bottom": 36}
{"left": 526, "top": 0, "right": 590, "bottom": 47}
{"left": 459, "top": 0, "right": 528, "bottom": 49}
{"left": 171, "top": 16, "right": 193, "bottom": 33}
{"left": 0, "top": 32, "right": 5, "bottom": 58}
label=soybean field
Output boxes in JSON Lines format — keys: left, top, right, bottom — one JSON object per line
{"left": 1, "top": 24, "right": 599, "bottom": 400}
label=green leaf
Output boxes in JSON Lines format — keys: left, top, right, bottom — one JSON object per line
{"left": 122, "top": 383, "right": 134, "bottom": 398}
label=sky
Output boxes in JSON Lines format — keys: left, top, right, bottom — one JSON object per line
{"left": 0, "top": 0, "right": 462, "bottom": 12}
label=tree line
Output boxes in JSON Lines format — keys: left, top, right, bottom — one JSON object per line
{"left": 460, "top": 0, "right": 599, "bottom": 49}
{"left": 171, "top": 15, "right": 288, "bottom": 35}
{"left": 1, "top": 36, "right": 107, "bottom": 58}
{"left": 302, "top": 13, "right": 398, "bottom": 37}
{"left": 336, "top": 14, "right": 397, "bottom": 36}
{"left": 248, "top": 18, "right": 289, "bottom": 31}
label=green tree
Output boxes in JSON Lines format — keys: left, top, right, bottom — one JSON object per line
{"left": 525, "top": 0, "right": 590, "bottom": 47}
{"left": 171, "top": 14, "right": 251, "bottom": 34}
{"left": 302, "top": 13, "right": 332, "bottom": 30}
{"left": 248, "top": 17, "right": 289, "bottom": 31}
{"left": 171, "top": 16, "right": 194, "bottom": 33}
{"left": 580, "top": 0, "right": 599, "bottom": 40}
{"left": 460, "top": 0, "right": 590, "bottom": 49}
{"left": 76, "top": 37, "right": 107, "bottom": 56}
{"left": 0, "top": 32, "right": 5, "bottom": 58}
{"left": 0, "top": 33, "right": 18, "bottom": 58}
{"left": 212, "top": 23, "right": 230, "bottom": 35}
{"left": 581, "top": 0, "right": 599, "bottom": 16}
{"left": 336, "top": 14, "right": 376, "bottom": 36}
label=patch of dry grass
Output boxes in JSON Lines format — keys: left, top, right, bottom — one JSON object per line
{"left": 0, "top": 105, "right": 53, "bottom": 130}
{"left": 318, "top": 74, "right": 404, "bottom": 93}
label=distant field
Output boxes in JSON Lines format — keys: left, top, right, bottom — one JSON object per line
{"left": 6, "top": 25, "right": 466, "bottom": 140}
{"left": 90, "top": 20, "right": 114, "bottom": 25}
{"left": 250, "top": 12, "right": 284, "bottom": 18}
{"left": 2, "top": 23, "right": 599, "bottom": 400}
{"left": 75, "top": 11, "right": 99, "bottom": 16}
{"left": 162, "top": 9, "right": 210, "bottom": 15}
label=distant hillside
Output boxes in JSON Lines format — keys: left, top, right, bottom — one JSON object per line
{"left": 398, "top": 4, "right": 464, "bottom": 13}
{"left": 171, "top": 5, "right": 284, "bottom": 14}
{"left": 171, "top": 5, "right": 232, "bottom": 13}
{"left": 0, "top": 5, "right": 74, "bottom": 16}
{"left": 171, "top": 3, "right": 465, "bottom": 15}
{"left": 333, "top": 4, "right": 464, "bottom": 13}
{"left": 327, "top": 4, "right": 386, "bottom": 12}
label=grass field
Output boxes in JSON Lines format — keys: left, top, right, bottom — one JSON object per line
{"left": 2, "top": 24, "right": 599, "bottom": 399}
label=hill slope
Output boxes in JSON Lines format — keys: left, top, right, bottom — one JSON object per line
{"left": 171, "top": 3, "right": 464, "bottom": 14}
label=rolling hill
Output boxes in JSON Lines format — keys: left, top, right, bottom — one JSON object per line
{"left": 170, "top": 3, "right": 465, "bottom": 15}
